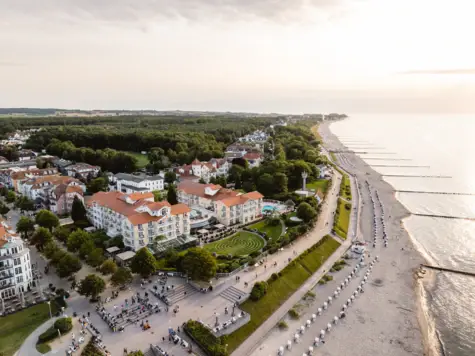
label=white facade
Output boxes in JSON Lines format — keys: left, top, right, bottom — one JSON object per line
{"left": 86, "top": 192, "right": 190, "bottom": 251}
{"left": 115, "top": 173, "right": 164, "bottom": 194}
{"left": 0, "top": 221, "right": 33, "bottom": 300}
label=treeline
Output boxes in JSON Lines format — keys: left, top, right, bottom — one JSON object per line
{"left": 4, "top": 116, "right": 278, "bottom": 144}
{"left": 46, "top": 139, "right": 138, "bottom": 173}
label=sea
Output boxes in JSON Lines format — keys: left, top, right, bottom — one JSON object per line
{"left": 330, "top": 115, "right": 475, "bottom": 356}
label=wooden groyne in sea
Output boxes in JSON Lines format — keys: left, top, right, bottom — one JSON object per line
{"left": 382, "top": 174, "right": 452, "bottom": 178}
{"left": 398, "top": 190, "right": 475, "bottom": 196}
{"left": 421, "top": 264, "right": 475, "bottom": 278}
{"left": 370, "top": 164, "right": 430, "bottom": 168}
{"left": 363, "top": 158, "right": 412, "bottom": 161}
{"left": 413, "top": 213, "right": 475, "bottom": 221}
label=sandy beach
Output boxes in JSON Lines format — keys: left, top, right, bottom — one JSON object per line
{"left": 314, "top": 122, "right": 428, "bottom": 356}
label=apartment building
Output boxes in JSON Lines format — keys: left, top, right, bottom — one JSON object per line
{"left": 175, "top": 158, "right": 230, "bottom": 183}
{"left": 177, "top": 181, "right": 263, "bottom": 226}
{"left": 0, "top": 219, "right": 33, "bottom": 300}
{"left": 10, "top": 168, "right": 59, "bottom": 192}
{"left": 114, "top": 173, "right": 164, "bottom": 194}
{"left": 65, "top": 163, "right": 101, "bottom": 180}
{"left": 86, "top": 191, "right": 190, "bottom": 251}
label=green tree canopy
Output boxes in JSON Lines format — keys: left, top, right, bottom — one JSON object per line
{"left": 182, "top": 248, "right": 217, "bottom": 281}
{"left": 297, "top": 202, "right": 317, "bottom": 223}
{"left": 71, "top": 196, "right": 88, "bottom": 223}
{"left": 152, "top": 190, "right": 163, "bottom": 202}
{"left": 87, "top": 177, "right": 108, "bottom": 194}
{"left": 31, "top": 227, "right": 53, "bottom": 250}
{"left": 16, "top": 216, "right": 35, "bottom": 239}
{"left": 111, "top": 267, "right": 133, "bottom": 287}
{"left": 56, "top": 254, "right": 82, "bottom": 278}
{"left": 53, "top": 226, "right": 70, "bottom": 243}
{"left": 15, "top": 196, "right": 35, "bottom": 212}
{"left": 167, "top": 184, "right": 178, "bottom": 205}
{"left": 130, "top": 247, "right": 157, "bottom": 278}
{"left": 79, "top": 239, "right": 95, "bottom": 259}
{"left": 67, "top": 230, "right": 92, "bottom": 252}
{"left": 78, "top": 274, "right": 105, "bottom": 299}
{"left": 164, "top": 171, "right": 177, "bottom": 184}
{"left": 35, "top": 210, "right": 60, "bottom": 232}
{"left": 100, "top": 259, "right": 118, "bottom": 275}
{"left": 5, "top": 190, "right": 16, "bottom": 203}
{"left": 87, "top": 248, "right": 105, "bottom": 267}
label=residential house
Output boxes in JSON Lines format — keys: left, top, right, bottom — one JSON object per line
{"left": 65, "top": 163, "right": 101, "bottom": 180}
{"left": 114, "top": 173, "right": 164, "bottom": 194}
{"left": 243, "top": 152, "right": 263, "bottom": 168}
{"left": 86, "top": 191, "right": 191, "bottom": 251}
{"left": 175, "top": 158, "right": 230, "bottom": 183}
{"left": 50, "top": 184, "right": 85, "bottom": 215}
{"left": 52, "top": 159, "right": 73, "bottom": 174}
{"left": 17, "top": 149, "right": 36, "bottom": 161}
{"left": 0, "top": 219, "right": 33, "bottom": 300}
{"left": 11, "top": 168, "right": 59, "bottom": 192}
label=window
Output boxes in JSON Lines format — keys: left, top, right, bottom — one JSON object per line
{"left": 14, "top": 258, "right": 20, "bottom": 266}
{"left": 15, "top": 267, "right": 22, "bottom": 275}
{"left": 16, "top": 276, "right": 23, "bottom": 283}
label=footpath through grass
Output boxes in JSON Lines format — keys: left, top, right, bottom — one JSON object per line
{"left": 306, "top": 179, "right": 330, "bottom": 194}
{"left": 248, "top": 220, "right": 283, "bottom": 243}
{"left": 333, "top": 198, "right": 350, "bottom": 239}
{"left": 0, "top": 303, "right": 57, "bottom": 356}
{"left": 226, "top": 236, "right": 341, "bottom": 352}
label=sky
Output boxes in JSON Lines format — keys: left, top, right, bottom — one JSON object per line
{"left": 1, "top": 0, "right": 475, "bottom": 114}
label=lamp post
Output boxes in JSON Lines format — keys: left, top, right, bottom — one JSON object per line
{"left": 232, "top": 303, "right": 236, "bottom": 317}
{"left": 214, "top": 312, "right": 219, "bottom": 327}
{"left": 46, "top": 301, "right": 52, "bottom": 319}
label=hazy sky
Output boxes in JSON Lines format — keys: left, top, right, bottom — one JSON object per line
{"left": 1, "top": 0, "right": 474, "bottom": 113}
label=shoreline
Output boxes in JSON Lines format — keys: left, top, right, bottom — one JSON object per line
{"left": 320, "top": 121, "right": 438, "bottom": 356}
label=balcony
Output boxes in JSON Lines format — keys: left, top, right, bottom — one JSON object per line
{"left": 0, "top": 281, "right": 13, "bottom": 290}
{"left": 0, "top": 264, "right": 13, "bottom": 272}
{"left": 0, "top": 272, "right": 14, "bottom": 281}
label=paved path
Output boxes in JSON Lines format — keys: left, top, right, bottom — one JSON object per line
{"left": 17, "top": 315, "right": 60, "bottom": 356}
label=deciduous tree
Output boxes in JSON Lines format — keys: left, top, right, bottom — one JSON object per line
{"left": 130, "top": 248, "right": 157, "bottom": 278}
{"left": 16, "top": 216, "right": 35, "bottom": 239}
{"left": 111, "top": 267, "right": 133, "bottom": 287}
{"left": 167, "top": 184, "right": 178, "bottom": 205}
{"left": 182, "top": 248, "right": 217, "bottom": 281}
{"left": 78, "top": 274, "right": 105, "bottom": 300}
{"left": 35, "top": 210, "right": 59, "bottom": 232}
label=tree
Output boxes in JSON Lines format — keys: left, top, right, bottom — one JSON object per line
{"left": 35, "top": 210, "right": 59, "bottom": 232}
{"left": 100, "top": 259, "right": 118, "bottom": 275}
{"left": 273, "top": 173, "right": 288, "bottom": 194}
{"left": 78, "top": 274, "right": 105, "bottom": 300}
{"left": 31, "top": 227, "right": 53, "bottom": 250}
{"left": 164, "top": 171, "right": 176, "bottom": 184}
{"left": 250, "top": 281, "right": 268, "bottom": 301}
{"left": 198, "top": 177, "right": 206, "bottom": 184}
{"left": 234, "top": 175, "right": 242, "bottom": 190}
{"left": 216, "top": 176, "right": 227, "bottom": 187}
{"left": 56, "top": 254, "right": 82, "bottom": 278}
{"left": 0, "top": 203, "right": 9, "bottom": 216}
{"left": 182, "top": 248, "right": 217, "bottom": 281}
{"left": 79, "top": 239, "right": 95, "bottom": 259}
{"left": 71, "top": 196, "right": 87, "bottom": 223}
{"left": 43, "top": 241, "right": 60, "bottom": 259}
{"left": 130, "top": 247, "right": 157, "bottom": 278}
{"left": 167, "top": 184, "right": 178, "bottom": 205}
{"left": 297, "top": 202, "right": 317, "bottom": 223}
{"left": 87, "top": 248, "right": 105, "bottom": 267}
{"left": 67, "top": 230, "right": 91, "bottom": 252}
{"left": 111, "top": 267, "right": 133, "bottom": 287}
{"left": 16, "top": 216, "right": 35, "bottom": 239}
{"left": 152, "top": 190, "right": 163, "bottom": 202}
{"left": 87, "top": 177, "right": 108, "bottom": 194}
{"left": 232, "top": 157, "right": 248, "bottom": 168}
{"left": 15, "top": 196, "right": 35, "bottom": 212}
{"left": 53, "top": 226, "right": 70, "bottom": 243}
{"left": 5, "top": 190, "right": 16, "bottom": 203}
{"left": 127, "top": 352, "right": 144, "bottom": 356}
{"left": 257, "top": 173, "right": 274, "bottom": 197}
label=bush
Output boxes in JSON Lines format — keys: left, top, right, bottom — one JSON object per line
{"left": 288, "top": 308, "right": 299, "bottom": 319}
{"left": 250, "top": 281, "right": 268, "bottom": 301}
{"left": 54, "top": 317, "right": 72, "bottom": 333}
{"left": 185, "top": 320, "right": 228, "bottom": 356}
{"left": 270, "top": 273, "right": 279, "bottom": 281}
{"left": 81, "top": 340, "right": 104, "bottom": 356}
{"left": 38, "top": 327, "right": 58, "bottom": 344}
{"left": 277, "top": 321, "right": 288, "bottom": 330}
{"left": 345, "top": 203, "right": 351, "bottom": 210}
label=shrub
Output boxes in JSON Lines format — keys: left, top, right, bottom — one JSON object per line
{"left": 277, "top": 321, "right": 288, "bottom": 330}
{"left": 268, "top": 246, "right": 279, "bottom": 254}
{"left": 184, "top": 320, "right": 228, "bottom": 356}
{"left": 270, "top": 273, "right": 279, "bottom": 281}
{"left": 250, "top": 281, "right": 268, "bottom": 301}
{"left": 345, "top": 203, "right": 351, "bottom": 210}
{"left": 81, "top": 340, "right": 104, "bottom": 356}
{"left": 288, "top": 308, "right": 299, "bottom": 319}
{"left": 38, "top": 327, "right": 58, "bottom": 344}
{"left": 54, "top": 317, "right": 72, "bottom": 333}
{"left": 305, "top": 291, "right": 316, "bottom": 299}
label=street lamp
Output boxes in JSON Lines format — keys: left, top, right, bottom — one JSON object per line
{"left": 46, "top": 301, "right": 52, "bottom": 319}
{"left": 214, "top": 312, "right": 220, "bottom": 327}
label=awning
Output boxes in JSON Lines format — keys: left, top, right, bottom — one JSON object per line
{"left": 214, "top": 224, "right": 225, "bottom": 229}
{"left": 197, "top": 229, "right": 209, "bottom": 234}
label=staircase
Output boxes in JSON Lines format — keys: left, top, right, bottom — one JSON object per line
{"left": 151, "top": 283, "right": 199, "bottom": 306}
{"left": 219, "top": 286, "right": 248, "bottom": 303}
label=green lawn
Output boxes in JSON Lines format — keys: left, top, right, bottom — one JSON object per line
{"left": 330, "top": 152, "right": 337, "bottom": 162}
{"left": 248, "top": 220, "right": 283, "bottom": 243}
{"left": 339, "top": 174, "right": 352, "bottom": 201}
{"left": 306, "top": 179, "right": 330, "bottom": 194}
{"left": 333, "top": 198, "right": 351, "bottom": 239}
{"left": 0, "top": 303, "right": 57, "bottom": 356}
{"left": 204, "top": 231, "right": 265, "bottom": 256}
{"left": 124, "top": 151, "right": 150, "bottom": 168}
{"left": 226, "top": 236, "right": 341, "bottom": 352}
